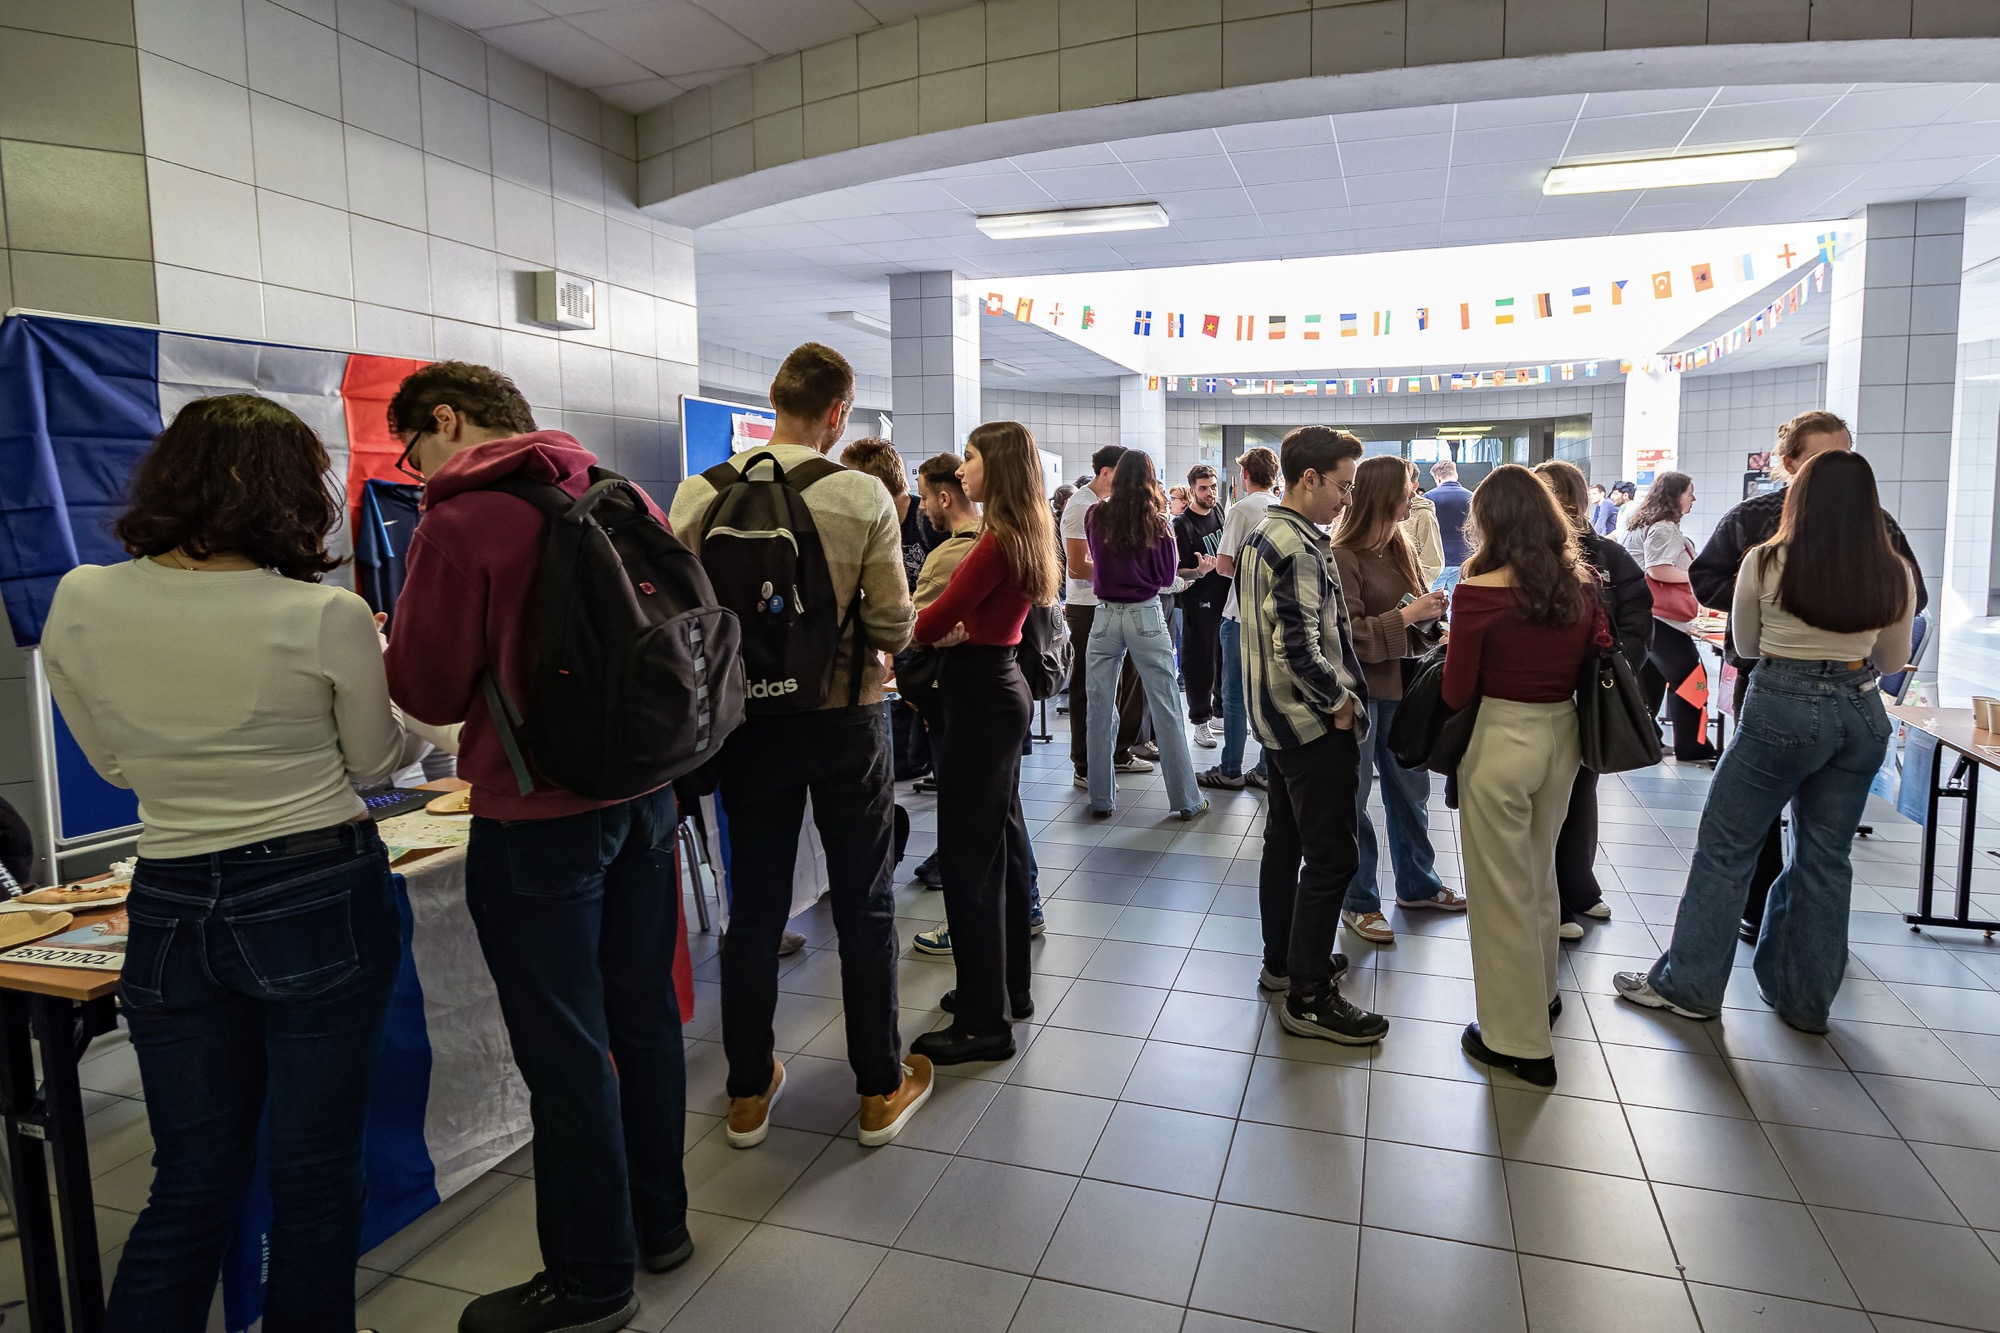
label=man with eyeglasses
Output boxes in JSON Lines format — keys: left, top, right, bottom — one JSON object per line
{"left": 1236, "top": 426, "right": 1390, "bottom": 1047}
{"left": 379, "top": 361, "right": 693, "bottom": 1333}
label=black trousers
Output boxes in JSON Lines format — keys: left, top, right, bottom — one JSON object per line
{"left": 1640, "top": 621, "right": 1711, "bottom": 759}
{"left": 1259, "top": 728, "right": 1363, "bottom": 989}
{"left": 935, "top": 646, "right": 1034, "bottom": 1036}
{"left": 717, "top": 709, "right": 903, "bottom": 1098}
{"left": 1065, "top": 602, "right": 1146, "bottom": 775}
{"left": 1554, "top": 767, "right": 1605, "bottom": 919}
{"left": 1181, "top": 593, "right": 1226, "bottom": 724}
{"left": 1730, "top": 663, "right": 1788, "bottom": 931}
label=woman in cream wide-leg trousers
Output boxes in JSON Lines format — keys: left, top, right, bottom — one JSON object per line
{"left": 1459, "top": 698, "right": 1580, "bottom": 1060}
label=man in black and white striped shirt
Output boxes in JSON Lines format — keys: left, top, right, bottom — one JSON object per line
{"left": 1237, "top": 426, "right": 1390, "bottom": 1047}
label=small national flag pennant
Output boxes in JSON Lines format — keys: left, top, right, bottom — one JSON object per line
{"left": 1164, "top": 313, "right": 1185, "bottom": 337}
{"left": 1081, "top": 306, "right": 1095, "bottom": 329}
{"left": 1459, "top": 303, "right": 1471, "bottom": 330}
{"left": 1534, "top": 293, "right": 1553, "bottom": 318}
{"left": 1494, "top": 297, "right": 1516, "bottom": 325}
{"left": 1817, "top": 232, "right": 1837, "bottom": 263}
{"left": 1147, "top": 375, "right": 1159, "bottom": 390}
{"left": 1201, "top": 313, "right": 1220, "bottom": 338}
{"left": 1691, "top": 262, "right": 1714, "bottom": 292}
{"left": 1611, "top": 279, "right": 1629, "bottom": 305}
{"left": 1417, "top": 307, "right": 1430, "bottom": 330}
{"left": 1735, "top": 254, "right": 1756, "bottom": 282}
{"left": 985, "top": 292, "right": 1004, "bottom": 315}
{"left": 1236, "top": 315, "right": 1256, "bottom": 339}
{"left": 1373, "top": 310, "right": 1391, "bottom": 336}
{"left": 1133, "top": 310, "right": 1152, "bottom": 335}
{"left": 1777, "top": 242, "right": 1798, "bottom": 269}
{"left": 1651, "top": 272, "right": 1673, "bottom": 299}
{"left": 1339, "top": 313, "right": 1359, "bottom": 338}
{"left": 1014, "top": 297, "right": 1034, "bottom": 321}
{"left": 1303, "top": 314, "right": 1322, "bottom": 340}
{"left": 1571, "top": 286, "right": 1591, "bottom": 314}
{"left": 1049, "top": 303, "right": 1063, "bottom": 325}
{"left": 1268, "top": 315, "right": 1286, "bottom": 340}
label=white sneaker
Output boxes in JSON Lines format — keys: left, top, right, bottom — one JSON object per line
{"left": 1584, "top": 901, "right": 1612, "bottom": 919}
{"left": 1193, "top": 721, "right": 1219, "bottom": 749}
{"left": 1115, "top": 756, "right": 1155, "bottom": 773}
{"left": 1612, "top": 971, "right": 1709, "bottom": 1020}
{"left": 1558, "top": 920, "right": 1584, "bottom": 940}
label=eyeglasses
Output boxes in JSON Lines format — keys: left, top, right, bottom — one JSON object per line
{"left": 394, "top": 427, "right": 428, "bottom": 483}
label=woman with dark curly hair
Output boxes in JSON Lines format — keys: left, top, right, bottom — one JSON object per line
{"left": 41, "top": 393, "right": 426, "bottom": 1332}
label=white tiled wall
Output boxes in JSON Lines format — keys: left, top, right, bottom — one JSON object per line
{"left": 1677, "top": 363, "right": 1827, "bottom": 547}
{"left": 699, "top": 339, "right": 892, "bottom": 413}
{"left": 888, "top": 270, "right": 980, "bottom": 459}
{"left": 129, "top": 0, "right": 699, "bottom": 500}
{"left": 980, "top": 389, "right": 1121, "bottom": 483}
{"left": 1947, "top": 337, "right": 2000, "bottom": 620}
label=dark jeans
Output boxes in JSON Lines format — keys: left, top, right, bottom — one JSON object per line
{"left": 891, "top": 651, "right": 932, "bottom": 778}
{"left": 1734, "top": 663, "right": 1786, "bottom": 931}
{"left": 935, "top": 646, "right": 1034, "bottom": 1035}
{"left": 1181, "top": 593, "right": 1225, "bottom": 724}
{"left": 1259, "top": 728, "right": 1364, "bottom": 989}
{"left": 1641, "top": 621, "right": 1711, "bottom": 759}
{"left": 108, "top": 822, "right": 398, "bottom": 1333}
{"left": 719, "top": 709, "right": 902, "bottom": 1097}
{"left": 465, "top": 788, "right": 688, "bottom": 1302}
{"left": 1065, "top": 602, "right": 1146, "bottom": 775}
{"left": 1555, "top": 767, "right": 1606, "bottom": 919}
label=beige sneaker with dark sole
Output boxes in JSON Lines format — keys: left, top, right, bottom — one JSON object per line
{"left": 857, "top": 1055, "right": 934, "bottom": 1147}
{"left": 726, "top": 1059, "right": 785, "bottom": 1148}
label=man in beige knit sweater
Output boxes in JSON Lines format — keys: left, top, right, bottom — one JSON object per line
{"left": 667, "top": 343, "right": 930, "bottom": 1151}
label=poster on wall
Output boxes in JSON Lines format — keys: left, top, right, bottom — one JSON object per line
{"left": 1634, "top": 448, "right": 1674, "bottom": 487}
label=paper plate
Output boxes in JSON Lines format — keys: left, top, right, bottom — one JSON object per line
{"left": 426, "top": 788, "right": 472, "bottom": 815}
{"left": 0, "top": 910, "right": 75, "bottom": 951}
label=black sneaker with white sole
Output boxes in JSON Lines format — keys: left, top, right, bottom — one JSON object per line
{"left": 458, "top": 1274, "right": 638, "bottom": 1333}
{"left": 1280, "top": 983, "right": 1388, "bottom": 1045}
{"left": 1258, "top": 954, "right": 1348, "bottom": 992}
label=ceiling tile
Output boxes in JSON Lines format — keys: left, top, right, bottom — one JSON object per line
{"left": 566, "top": 3, "right": 768, "bottom": 78}
{"left": 1442, "top": 190, "right": 1544, "bottom": 221}
{"left": 1580, "top": 88, "right": 1718, "bottom": 117}
{"left": 1339, "top": 134, "right": 1453, "bottom": 177}
{"left": 413, "top": 0, "right": 544, "bottom": 25}
{"left": 1160, "top": 186, "right": 1261, "bottom": 219}
{"left": 1333, "top": 104, "right": 1457, "bottom": 141}
{"left": 1679, "top": 99, "right": 1840, "bottom": 149}
{"left": 1445, "top": 160, "right": 1545, "bottom": 194}
{"left": 1796, "top": 127, "right": 1924, "bottom": 168}
{"left": 1011, "top": 143, "right": 1123, "bottom": 170}
{"left": 1030, "top": 163, "right": 1147, "bottom": 203}
{"left": 1126, "top": 155, "right": 1244, "bottom": 192}
{"left": 1710, "top": 83, "right": 1858, "bottom": 105}
{"left": 685, "top": 0, "right": 878, "bottom": 54}
{"left": 1172, "top": 214, "right": 1268, "bottom": 242}
{"left": 1345, "top": 169, "right": 1450, "bottom": 207}
{"left": 1230, "top": 143, "right": 1347, "bottom": 187}
{"left": 1450, "top": 121, "right": 1575, "bottom": 165}
{"left": 1811, "top": 85, "right": 1983, "bottom": 133}
{"left": 1107, "top": 128, "right": 1223, "bottom": 162}
{"left": 1258, "top": 207, "right": 1347, "bottom": 237}
{"left": 593, "top": 77, "right": 683, "bottom": 112}
{"left": 1453, "top": 94, "right": 1586, "bottom": 130}
{"left": 940, "top": 172, "right": 1058, "bottom": 211}
{"left": 478, "top": 17, "right": 656, "bottom": 86}
{"left": 1559, "top": 110, "right": 1703, "bottom": 160}
{"left": 1244, "top": 178, "right": 1348, "bottom": 213}
{"left": 1937, "top": 86, "right": 2000, "bottom": 123}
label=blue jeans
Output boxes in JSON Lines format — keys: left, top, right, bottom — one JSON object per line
{"left": 1345, "top": 695, "right": 1445, "bottom": 913}
{"left": 1647, "top": 660, "right": 1893, "bottom": 1031}
{"left": 108, "top": 822, "right": 398, "bottom": 1333}
{"left": 1088, "top": 599, "right": 1203, "bottom": 814}
{"left": 1218, "top": 619, "right": 1266, "bottom": 782}
{"left": 467, "top": 788, "right": 688, "bottom": 1301}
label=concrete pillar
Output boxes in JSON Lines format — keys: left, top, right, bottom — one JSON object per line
{"left": 1621, "top": 367, "right": 1682, "bottom": 491}
{"left": 1120, "top": 375, "right": 1166, "bottom": 471}
{"left": 888, "top": 271, "right": 981, "bottom": 462}
{"left": 1826, "top": 199, "right": 1964, "bottom": 620}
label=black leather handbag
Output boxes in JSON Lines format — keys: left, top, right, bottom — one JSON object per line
{"left": 1387, "top": 644, "right": 1481, "bottom": 776}
{"left": 1575, "top": 587, "right": 1664, "bottom": 774}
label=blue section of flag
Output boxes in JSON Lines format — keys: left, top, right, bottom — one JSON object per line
{"left": 1134, "top": 310, "right": 1152, "bottom": 334}
{"left": 0, "top": 314, "right": 164, "bottom": 646}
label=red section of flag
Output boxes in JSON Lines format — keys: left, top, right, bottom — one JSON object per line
{"left": 341, "top": 353, "right": 431, "bottom": 521}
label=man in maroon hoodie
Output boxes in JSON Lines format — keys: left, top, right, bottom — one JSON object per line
{"left": 382, "top": 362, "right": 687, "bottom": 1333}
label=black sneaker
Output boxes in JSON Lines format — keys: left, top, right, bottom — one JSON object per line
{"left": 941, "top": 987, "right": 1034, "bottom": 1019}
{"left": 913, "top": 852, "right": 943, "bottom": 889}
{"left": 642, "top": 1226, "right": 694, "bottom": 1275}
{"left": 1279, "top": 984, "right": 1388, "bottom": 1045}
{"left": 1460, "top": 1022, "right": 1557, "bottom": 1087}
{"left": 459, "top": 1274, "right": 638, "bottom": 1333}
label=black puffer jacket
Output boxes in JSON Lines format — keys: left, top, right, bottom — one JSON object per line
{"left": 1583, "top": 529, "right": 1653, "bottom": 674}
{"left": 1689, "top": 488, "right": 1926, "bottom": 667}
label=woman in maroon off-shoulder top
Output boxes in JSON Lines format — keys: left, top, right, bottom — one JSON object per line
{"left": 1443, "top": 466, "right": 1596, "bottom": 1089}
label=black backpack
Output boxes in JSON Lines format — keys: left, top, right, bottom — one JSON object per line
{"left": 1016, "top": 604, "right": 1072, "bottom": 701}
{"left": 696, "top": 451, "right": 865, "bottom": 714}
{"left": 479, "top": 468, "right": 745, "bottom": 801}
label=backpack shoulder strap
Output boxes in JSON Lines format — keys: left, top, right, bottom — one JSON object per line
{"left": 784, "top": 457, "right": 847, "bottom": 492}
{"left": 479, "top": 472, "right": 570, "bottom": 515}
{"left": 699, "top": 461, "right": 743, "bottom": 492}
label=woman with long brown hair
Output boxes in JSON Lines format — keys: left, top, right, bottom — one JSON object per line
{"left": 1621, "top": 471, "right": 1716, "bottom": 762}
{"left": 911, "top": 421, "right": 1060, "bottom": 1063}
{"left": 1619, "top": 451, "right": 1914, "bottom": 1034}
{"left": 1330, "top": 456, "right": 1459, "bottom": 944}
{"left": 1082, "top": 451, "right": 1209, "bottom": 820}
{"left": 1443, "top": 465, "right": 1598, "bottom": 1087}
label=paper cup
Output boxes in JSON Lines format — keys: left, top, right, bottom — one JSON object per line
{"left": 1976, "top": 698, "right": 2000, "bottom": 732}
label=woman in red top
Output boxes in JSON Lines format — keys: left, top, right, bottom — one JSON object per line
{"left": 1444, "top": 465, "right": 1597, "bottom": 1088}
{"left": 910, "top": 421, "right": 1061, "bottom": 1064}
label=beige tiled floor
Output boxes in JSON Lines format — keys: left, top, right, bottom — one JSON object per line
{"left": 13, "top": 719, "right": 2000, "bottom": 1331}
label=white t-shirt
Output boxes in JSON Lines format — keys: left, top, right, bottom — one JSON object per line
{"left": 41, "top": 559, "right": 409, "bottom": 857}
{"left": 1218, "top": 490, "right": 1277, "bottom": 620}
{"left": 1061, "top": 485, "right": 1101, "bottom": 606}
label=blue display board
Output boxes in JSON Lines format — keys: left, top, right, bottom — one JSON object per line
{"left": 680, "top": 393, "right": 776, "bottom": 480}
{"left": 52, "top": 700, "right": 139, "bottom": 841}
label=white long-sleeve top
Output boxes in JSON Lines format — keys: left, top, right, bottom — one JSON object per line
{"left": 41, "top": 559, "right": 411, "bottom": 857}
{"left": 1731, "top": 547, "right": 1914, "bottom": 675}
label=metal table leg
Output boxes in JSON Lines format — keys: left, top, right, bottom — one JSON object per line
{"left": 0, "top": 991, "right": 62, "bottom": 1332}
{"left": 1907, "top": 751, "right": 2000, "bottom": 936}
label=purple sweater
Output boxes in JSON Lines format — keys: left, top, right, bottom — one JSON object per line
{"left": 1086, "top": 507, "right": 1179, "bottom": 604}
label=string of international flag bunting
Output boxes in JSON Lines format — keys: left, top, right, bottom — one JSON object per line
{"left": 981, "top": 239, "right": 1834, "bottom": 397}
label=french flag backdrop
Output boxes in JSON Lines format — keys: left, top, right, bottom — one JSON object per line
{"left": 0, "top": 312, "right": 695, "bottom": 1330}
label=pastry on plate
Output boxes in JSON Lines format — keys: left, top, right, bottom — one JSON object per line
{"left": 19, "top": 883, "right": 127, "bottom": 906}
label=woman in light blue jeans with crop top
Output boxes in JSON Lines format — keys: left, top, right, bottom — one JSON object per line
{"left": 1617, "top": 452, "right": 1916, "bottom": 1034}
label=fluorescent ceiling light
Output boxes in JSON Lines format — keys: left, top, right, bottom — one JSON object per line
{"left": 827, "top": 310, "right": 890, "bottom": 338}
{"left": 1543, "top": 148, "right": 1796, "bottom": 196}
{"left": 975, "top": 203, "right": 1169, "bottom": 240}
{"left": 981, "top": 357, "right": 1028, "bottom": 378}
{"left": 1435, "top": 426, "right": 1493, "bottom": 436}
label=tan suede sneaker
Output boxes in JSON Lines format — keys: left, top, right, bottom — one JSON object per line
{"left": 856, "top": 1055, "right": 933, "bottom": 1148}
{"left": 726, "top": 1058, "right": 785, "bottom": 1149}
